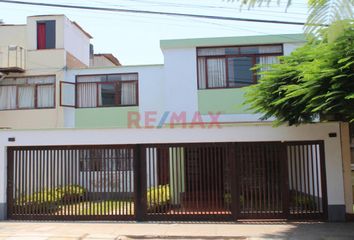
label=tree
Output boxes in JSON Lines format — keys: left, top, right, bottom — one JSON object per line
{"left": 231, "top": 0, "right": 354, "bottom": 34}
{"left": 244, "top": 21, "right": 354, "bottom": 125}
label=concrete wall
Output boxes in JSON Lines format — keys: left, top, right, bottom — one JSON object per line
{"left": 26, "top": 49, "right": 66, "bottom": 70}
{"left": 339, "top": 122, "right": 353, "bottom": 213}
{"left": 163, "top": 48, "right": 198, "bottom": 123}
{"left": 0, "top": 122, "right": 347, "bottom": 220}
{"left": 0, "top": 25, "right": 27, "bottom": 48}
{"left": 63, "top": 17, "right": 90, "bottom": 67}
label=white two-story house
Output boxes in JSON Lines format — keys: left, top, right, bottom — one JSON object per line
{"left": 0, "top": 15, "right": 352, "bottom": 223}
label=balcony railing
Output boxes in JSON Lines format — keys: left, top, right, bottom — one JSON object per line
{"left": 0, "top": 45, "right": 26, "bottom": 72}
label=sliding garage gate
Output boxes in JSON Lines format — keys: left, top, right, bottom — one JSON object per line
{"left": 7, "top": 141, "right": 327, "bottom": 221}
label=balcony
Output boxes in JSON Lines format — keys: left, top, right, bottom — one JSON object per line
{"left": 0, "top": 45, "right": 26, "bottom": 73}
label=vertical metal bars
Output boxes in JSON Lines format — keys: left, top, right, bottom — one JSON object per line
{"left": 7, "top": 145, "right": 135, "bottom": 220}
{"left": 142, "top": 143, "right": 232, "bottom": 221}
{"left": 6, "top": 141, "right": 327, "bottom": 221}
{"left": 286, "top": 141, "right": 327, "bottom": 220}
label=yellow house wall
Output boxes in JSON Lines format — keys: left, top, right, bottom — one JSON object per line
{"left": 0, "top": 25, "right": 27, "bottom": 48}
{"left": 0, "top": 70, "right": 66, "bottom": 129}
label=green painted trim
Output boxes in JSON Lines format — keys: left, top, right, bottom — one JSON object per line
{"left": 198, "top": 88, "right": 252, "bottom": 115}
{"left": 75, "top": 106, "right": 139, "bottom": 128}
{"left": 160, "top": 33, "right": 306, "bottom": 49}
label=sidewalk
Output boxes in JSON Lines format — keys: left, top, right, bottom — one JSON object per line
{"left": 0, "top": 221, "right": 354, "bottom": 240}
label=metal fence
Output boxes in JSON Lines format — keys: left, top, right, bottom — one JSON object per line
{"left": 7, "top": 141, "right": 327, "bottom": 221}
{"left": 7, "top": 145, "right": 136, "bottom": 220}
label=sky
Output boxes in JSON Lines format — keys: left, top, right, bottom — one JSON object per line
{"left": 0, "top": 0, "right": 309, "bottom": 65}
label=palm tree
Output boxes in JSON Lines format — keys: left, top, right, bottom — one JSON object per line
{"left": 229, "top": 0, "right": 354, "bottom": 34}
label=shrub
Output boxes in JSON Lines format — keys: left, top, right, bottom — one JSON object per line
{"left": 147, "top": 184, "right": 170, "bottom": 211}
{"left": 56, "top": 185, "right": 86, "bottom": 202}
{"left": 224, "top": 193, "right": 244, "bottom": 208}
{"left": 15, "top": 185, "right": 87, "bottom": 214}
{"left": 292, "top": 195, "right": 317, "bottom": 210}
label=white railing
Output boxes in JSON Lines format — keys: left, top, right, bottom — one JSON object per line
{"left": 0, "top": 45, "right": 26, "bottom": 70}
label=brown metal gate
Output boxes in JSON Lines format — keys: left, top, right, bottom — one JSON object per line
{"left": 236, "top": 142, "right": 287, "bottom": 219}
{"left": 286, "top": 141, "right": 327, "bottom": 220}
{"left": 7, "top": 145, "right": 136, "bottom": 220}
{"left": 7, "top": 141, "right": 327, "bottom": 221}
{"left": 139, "top": 143, "right": 233, "bottom": 221}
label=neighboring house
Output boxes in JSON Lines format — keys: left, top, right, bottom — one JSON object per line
{"left": 91, "top": 53, "right": 121, "bottom": 67}
{"left": 0, "top": 15, "right": 118, "bottom": 129}
{"left": 0, "top": 15, "right": 352, "bottom": 223}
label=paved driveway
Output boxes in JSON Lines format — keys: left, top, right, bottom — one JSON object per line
{"left": 0, "top": 221, "right": 354, "bottom": 239}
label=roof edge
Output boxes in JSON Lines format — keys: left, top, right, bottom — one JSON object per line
{"left": 72, "top": 21, "right": 93, "bottom": 39}
{"left": 160, "top": 33, "right": 306, "bottom": 49}
{"left": 94, "top": 53, "right": 121, "bottom": 66}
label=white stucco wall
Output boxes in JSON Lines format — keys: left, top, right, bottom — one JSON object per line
{"left": 63, "top": 17, "right": 90, "bottom": 66}
{"left": 162, "top": 48, "right": 198, "bottom": 122}
{"left": 0, "top": 122, "right": 345, "bottom": 207}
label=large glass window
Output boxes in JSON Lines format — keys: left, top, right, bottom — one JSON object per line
{"left": 197, "top": 44, "right": 282, "bottom": 89}
{"left": 76, "top": 73, "right": 138, "bottom": 108}
{"left": 0, "top": 76, "right": 55, "bottom": 110}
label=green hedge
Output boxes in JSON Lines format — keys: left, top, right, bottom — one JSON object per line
{"left": 15, "top": 185, "right": 86, "bottom": 214}
{"left": 292, "top": 195, "right": 317, "bottom": 209}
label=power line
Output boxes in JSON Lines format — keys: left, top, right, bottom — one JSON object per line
{"left": 95, "top": 0, "right": 309, "bottom": 17}
{"left": 117, "top": 0, "right": 309, "bottom": 14}
{"left": 0, "top": 3, "right": 304, "bottom": 35}
{"left": 0, "top": 0, "right": 310, "bottom": 25}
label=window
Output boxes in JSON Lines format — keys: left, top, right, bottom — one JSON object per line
{"left": 197, "top": 44, "right": 282, "bottom": 89}
{"left": 0, "top": 76, "right": 55, "bottom": 110}
{"left": 79, "top": 148, "right": 134, "bottom": 171}
{"left": 37, "top": 20, "right": 56, "bottom": 49}
{"left": 76, "top": 73, "right": 138, "bottom": 108}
